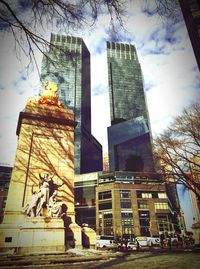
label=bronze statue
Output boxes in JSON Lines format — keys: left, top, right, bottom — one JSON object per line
{"left": 38, "top": 80, "right": 64, "bottom": 108}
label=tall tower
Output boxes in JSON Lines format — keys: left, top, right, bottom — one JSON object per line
{"left": 179, "top": 0, "right": 200, "bottom": 71}
{"left": 40, "top": 34, "right": 103, "bottom": 174}
{"left": 107, "top": 41, "right": 155, "bottom": 172}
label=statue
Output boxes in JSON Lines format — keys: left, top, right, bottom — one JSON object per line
{"left": 47, "top": 191, "right": 62, "bottom": 217}
{"left": 38, "top": 80, "right": 64, "bottom": 108}
{"left": 23, "top": 186, "right": 40, "bottom": 217}
{"left": 36, "top": 181, "right": 50, "bottom": 216}
{"left": 23, "top": 172, "right": 65, "bottom": 217}
{"left": 39, "top": 172, "right": 64, "bottom": 197}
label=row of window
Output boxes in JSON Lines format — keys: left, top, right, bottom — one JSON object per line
{"left": 137, "top": 191, "right": 167, "bottom": 199}
{"left": 98, "top": 210, "right": 170, "bottom": 235}
{"left": 98, "top": 201, "right": 169, "bottom": 211}
{"left": 98, "top": 190, "right": 167, "bottom": 201}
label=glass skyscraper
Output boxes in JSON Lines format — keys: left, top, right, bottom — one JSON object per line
{"left": 107, "top": 41, "right": 155, "bottom": 172}
{"left": 40, "top": 33, "right": 103, "bottom": 174}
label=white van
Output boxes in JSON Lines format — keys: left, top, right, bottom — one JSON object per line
{"left": 96, "top": 235, "right": 117, "bottom": 249}
{"left": 147, "top": 236, "right": 160, "bottom": 246}
{"left": 135, "top": 236, "right": 160, "bottom": 247}
{"left": 135, "top": 236, "right": 149, "bottom": 247}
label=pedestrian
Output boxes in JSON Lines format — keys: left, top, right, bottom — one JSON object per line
{"left": 136, "top": 239, "right": 140, "bottom": 251}
{"left": 160, "top": 233, "right": 165, "bottom": 249}
{"left": 168, "top": 234, "right": 172, "bottom": 250}
{"left": 121, "top": 240, "right": 127, "bottom": 252}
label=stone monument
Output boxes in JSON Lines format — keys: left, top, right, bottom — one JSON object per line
{"left": 0, "top": 81, "right": 82, "bottom": 253}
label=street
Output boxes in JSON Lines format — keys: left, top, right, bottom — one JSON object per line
{"left": 0, "top": 250, "right": 200, "bottom": 269}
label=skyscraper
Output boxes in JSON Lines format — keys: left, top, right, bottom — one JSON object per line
{"left": 40, "top": 33, "right": 103, "bottom": 174}
{"left": 179, "top": 0, "right": 200, "bottom": 71}
{"left": 107, "top": 41, "right": 155, "bottom": 172}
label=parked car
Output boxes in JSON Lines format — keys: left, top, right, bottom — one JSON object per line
{"left": 103, "top": 242, "right": 119, "bottom": 250}
{"left": 147, "top": 237, "right": 160, "bottom": 246}
{"left": 134, "top": 236, "right": 160, "bottom": 247}
{"left": 127, "top": 241, "right": 137, "bottom": 250}
{"left": 135, "top": 236, "right": 149, "bottom": 247}
{"left": 96, "top": 235, "right": 116, "bottom": 249}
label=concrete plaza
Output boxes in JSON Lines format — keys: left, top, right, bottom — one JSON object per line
{"left": 0, "top": 249, "right": 200, "bottom": 269}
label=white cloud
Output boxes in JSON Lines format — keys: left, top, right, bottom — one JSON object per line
{"left": 0, "top": 0, "right": 199, "bottom": 164}
{"left": 91, "top": 92, "right": 110, "bottom": 153}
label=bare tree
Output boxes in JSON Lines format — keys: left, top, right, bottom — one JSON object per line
{"left": 0, "top": 0, "right": 184, "bottom": 70}
{"left": 0, "top": 0, "right": 125, "bottom": 70}
{"left": 154, "top": 103, "right": 200, "bottom": 200}
{"left": 144, "top": 0, "right": 181, "bottom": 22}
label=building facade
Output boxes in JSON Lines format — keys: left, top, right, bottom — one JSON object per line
{"left": 96, "top": 171, "right": 182, "bottom": 239}
{"left": 106, "top": 41, "right": 155, "bottom": 172}
{"left": 179, "top": 0, "right": 200, "bottom": 71}
{"left": 75, "top": 172, "right": 98, "bottom": 231}
{"left": 40, "top": 33, "right": 103, "bottom": 174}
{"left": 74, "top": 171, "right": 182, "bottom": 239}
{"left": 0, "top": 166, "right": 12, "bottom": 223}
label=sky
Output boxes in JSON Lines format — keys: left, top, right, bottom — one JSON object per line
{"left": 0, "top": 1, "right": 199, "bottom": 229}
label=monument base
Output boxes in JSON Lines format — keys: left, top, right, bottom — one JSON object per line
{"left": 82, "top": 226, "right": 97, "bottom": 249}
{"left": 0, "top": 217, "right": 65, "bottom": 254}
{"left": 64, "top": 222, "right": 82, "bottom": 249}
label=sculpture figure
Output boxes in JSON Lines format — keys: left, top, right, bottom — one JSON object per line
{"left": 38, "top": 80, "right": 64, "bottom": 108}
{"left": 36, "top": 181, "right": 50, "bottom": 216}
{"left": 48, "top": 191, "right": 62, "bottom": 217}
{"left": 23, "top": 186, "right": 39, "bottom": 217}
{"left": 23, "top": 173, "right": 65, "bottom": 217}
{"left": 39, "top": 172, "right": 64, "bottom": 197}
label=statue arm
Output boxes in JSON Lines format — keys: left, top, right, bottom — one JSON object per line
{"left": 39, "top": 173, "right": 44, "bottom": 185}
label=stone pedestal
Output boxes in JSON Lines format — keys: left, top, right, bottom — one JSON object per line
{"left": 0, "top": 218, "right": 65, "bottom": 254}
{"left": 82, "top": 226, "right": 97, "bottom": 249}
{"left": 0, "top": 100, "right": 82, "bottom": 253}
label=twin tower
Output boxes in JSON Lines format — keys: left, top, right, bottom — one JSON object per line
{"left": 41, "top": 33, "right": 155, "bottom": 174}
{"left": 0, "top": 33, "right": 155, "bottom": 253}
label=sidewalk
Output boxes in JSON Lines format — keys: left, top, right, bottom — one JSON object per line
{"left": 0, "top": 248, "right": 124, "bottom": 268}
{"left": 0, "top": 247, "right": 199, "bottom": 268}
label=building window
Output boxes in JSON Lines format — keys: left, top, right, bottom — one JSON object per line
{"left": 104, "top": 212, "right": 113, "bottom": 219}
{"left": 2, "top": 197, "right": 7, "bottom": 209}
{"left": 139, "top": 211, "right": 150, "bottom": 218}
{"left": 121, "top": 218, "right": 134, "bottom": 226}
{"left": 121, "top": 211, "right": 134, "bottom": 237}
{"left": 156, "top": 214, "right": 170, "bottom": 232}
{"left": 120, "top": 200, "right": 132, "bottom": 209}
{"left": 139, "top": 210, "right": 150, "bottom": 236}
{"left": 75, "top": 186, "right": 96, "bottom": 206}
{"left": 154, "top": 203, "right": 169, "bottom": 210}
{"left": 139, "top": 219, "right": 150, "bottom": 226}
{"left": 99, "top": 214, "right": 103, "bottom": 234}
{"left": 156, "top": 214, "right": 168, "bottom": 222}
{"left": 121, "top": 212, "right": 133, "bottom": 218}
{"left": 98, "top": 191, "right": 112, "bottom": 200}
{"left": 138, "top": 200, "right": 148, "bottom": 209}
{"left": 137, "top": 191, "right": 158, "bottom": 199}
{"left": 158, "top": 193, "right": 167, "bottom": 199}
{"left": 99, "top": 202, "right": 112, "bottom": 210}
{"left": 103, "top": 212, "right": 113, "bottom": 234}
{"left": 104, "top": 218, "right": 113, "bottom": 227}
{"left": 120, "top": 190, "right": 131, "bottom": 198}
{"left": 158, "top": 223, "right": 169, "bottom": 232}
{"left": 140, "top": 227, "right": 150, "bottom": 236}
{"left": 142, "top": 193, "right": 152, "bottom": 198}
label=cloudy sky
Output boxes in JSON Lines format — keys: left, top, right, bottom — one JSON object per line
{"left": 0, "top": 0, "right": 199, "bottom": 230}
{"left": 0, "top": 0, "right": 200, "bottom": 165}
{"left": 0, "top": 0, "right": 199, "bottom": 168}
